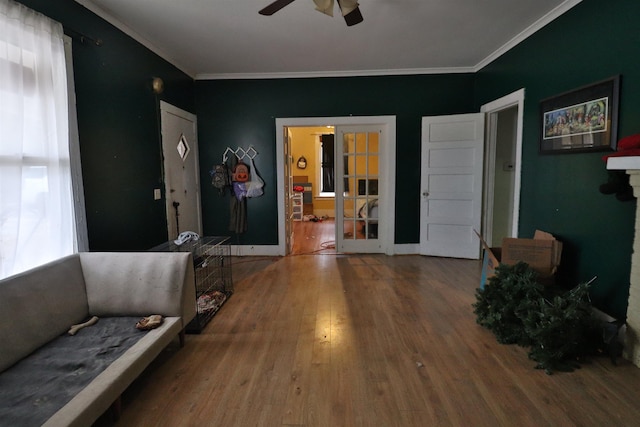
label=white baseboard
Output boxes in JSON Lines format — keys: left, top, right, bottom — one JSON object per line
{"left": 393, "top": 243, "right": 420, "bottom": 255}
{"left": 229, "top": 245, "right": 284, "bottom": 256}
{"left": 228, "top": 243, "right": 421, "bottom": 257}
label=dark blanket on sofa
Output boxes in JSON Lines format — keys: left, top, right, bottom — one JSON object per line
{"left": 0, "top": 317, "right": 147, "bottom": 427}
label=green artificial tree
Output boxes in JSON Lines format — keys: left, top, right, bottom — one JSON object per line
{"left": 473, "top": 262, "right": 542, "bottom": 346}
{"left": 522, "top": 281, "right": 601, "bottom": 374}
{"left": 473, "top": 261, "right": 602, "bottom": 374}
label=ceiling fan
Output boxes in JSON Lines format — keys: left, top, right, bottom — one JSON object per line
{"left": 259, "top": 0, "right": 363, "bottom": 26}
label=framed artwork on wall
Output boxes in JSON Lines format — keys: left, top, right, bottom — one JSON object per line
{"left": 539, "top": 75, "right": 620, "bottom": 154}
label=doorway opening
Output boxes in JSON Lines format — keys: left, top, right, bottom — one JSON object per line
{"left": 481, "top": 88, "right": 524, "bottom": 247}
{"left": 418, "top": 88, "right": 524, "bottom": 259}
{"left": 275, "top": 116, "right": 396, "bottom": 256}
{"left": 289, "top": 126, "right": 337, "bottom": 254}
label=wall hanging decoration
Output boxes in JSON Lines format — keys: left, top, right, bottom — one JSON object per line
{"left": 221, "top": 146, "right": 264, "bottom": 234}
{"left": 296, "top": 156, "right": 307, "bottom": 169}
{"left": 540, "top": 75, "right": 620, "bottom": 154}
{"left": 245, "top": 157, "right": 264, "bottom": 198}
{"left": 232, "top": 160, "right": 250, "bottom": 183}
{"left": 223, "top": 146, "right": 257, "bottom": 162}
{"left": 210, "top": 163, "right": 230, "bottom": 195}
{"left": 223, "top": 145, "right": 264, "bottom": 200}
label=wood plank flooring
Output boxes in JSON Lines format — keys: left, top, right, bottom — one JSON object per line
{"left": 291, "top": 218, "right": 337, "bottom": 255}
{"left": 98, "top": 234, "right": 640, "bottom": 426}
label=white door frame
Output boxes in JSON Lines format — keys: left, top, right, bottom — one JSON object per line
{"left": 275, "top": 116, "right": 396, "bottom": 256}
{"left": 160, "top": 101, "right": 202, "bottom": 239}
{"left": 480, "top": 88, "right": 525, "bottom": 244}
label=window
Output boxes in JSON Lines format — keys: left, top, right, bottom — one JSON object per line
{"left": 320, "top": 134, "right": 335, "bottom": 193}
{"left": 0, "top": 1, "right": 83, "bottom": 279}
{"left": 318, "top": 132, "right": 350, "bottom": 197}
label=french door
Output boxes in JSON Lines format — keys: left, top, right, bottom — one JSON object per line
{"left": 335, "top": 125, "right": 383, "bottom": 253}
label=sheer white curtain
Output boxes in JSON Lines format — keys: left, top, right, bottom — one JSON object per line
{"left": 0, "top": 0, "right": 76, "bottom": 278}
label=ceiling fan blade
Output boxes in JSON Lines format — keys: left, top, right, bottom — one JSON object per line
{"left": 336, "top": 0, "right": 363, "bottom": 26}
{"left": 259, "top": 0, "right": 298, "bottom": 16}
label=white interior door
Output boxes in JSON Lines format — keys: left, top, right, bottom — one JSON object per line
{"left": 284, "top": 127, "right": 294, "bottom": 255}
{"left": 419, "top": 113, "right": 484, "bottom": 259}
{"left": 335, "top": 125, "right": 384, "bottom": 253}
{"left": 160, "top": 101, "right": 202, "bottom": 240}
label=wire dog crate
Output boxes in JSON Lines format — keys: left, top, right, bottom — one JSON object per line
{"left": 149, "top": 236, "right": 233, "bottom": 333}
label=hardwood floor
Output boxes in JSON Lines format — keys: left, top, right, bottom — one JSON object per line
{"left": 291, "top": 218, "right": 337, "bottom": 255}
{"left": 101, "top": 252, "right": 640, "bottom": 426}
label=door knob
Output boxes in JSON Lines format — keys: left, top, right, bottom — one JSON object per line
{"left": 423, "top": 191, "right": 429, "bottom": 197}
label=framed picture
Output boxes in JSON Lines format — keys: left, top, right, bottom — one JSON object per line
{"left": 540, "top": 75, "right": 620, "bottom": 154}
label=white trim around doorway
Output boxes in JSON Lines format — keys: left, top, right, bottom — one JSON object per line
{"left": 480, "top": 88, "right": 525, "bottom": 244}
{"left": 276, "top": 116, "right": 397, "bottom": 256}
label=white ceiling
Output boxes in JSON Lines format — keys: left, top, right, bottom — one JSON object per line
{"left": 74, "top": 0, "right": 581, "bottom": 80}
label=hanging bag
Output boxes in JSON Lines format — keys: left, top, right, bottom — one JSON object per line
{"left": 246, "top": 157, "right": 264, "bottom": 198}
{"left": 210, "top": 163, "right": 231, "bottom": 195}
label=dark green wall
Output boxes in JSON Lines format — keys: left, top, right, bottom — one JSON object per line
{"left": 195, "top": 75, "right": 476, "bottom": 244}
{"left": 16, "top": 0, "right": 195, "bottom": 250}
{"left": 15, "top": 0, "right": 637, "bottom": 317}
{"left": 475, "top": 0, "right": 640, "bottom": 318}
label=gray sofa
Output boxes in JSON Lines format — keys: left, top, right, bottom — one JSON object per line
{"left": 0, "top": 252, "right": 196, "bottom": 427}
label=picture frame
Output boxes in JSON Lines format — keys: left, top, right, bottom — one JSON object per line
{"left": 539, "top": 75, "right": 620, "bottom": 154}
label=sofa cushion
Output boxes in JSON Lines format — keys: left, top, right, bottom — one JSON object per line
{"left": 0, "top": 254, "right": 89, "bottom": 373}
{"left": 0, "top": 316, "right": 147, "bottom": 426}
{"left": 80, "top": 252, "right": 193, "bottom": 318}
{"left": 43, "top": 316, "right": 182, "bottom": 427}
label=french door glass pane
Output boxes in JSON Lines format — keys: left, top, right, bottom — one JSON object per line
{"left": 342, "top": 131, "right": 379, "bottom": 241}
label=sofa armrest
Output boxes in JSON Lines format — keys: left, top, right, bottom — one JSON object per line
{"left": 79, "top": 252, "right": 196, "bottom": 327}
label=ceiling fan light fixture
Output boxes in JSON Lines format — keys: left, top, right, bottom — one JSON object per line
{"left": 342, "top": 6, "right": 363, "bottom": 26}
{"left": 336, "top": 0, "right": 359, "bottom": 16}
{"left": 313, "top": 0, "right": 334, "bottom": 16}
{"left": 260, "top": 0, "right": 363, "bottom": 26}
{"left": 336, "top": 0, "right": 363, "bottom": 26}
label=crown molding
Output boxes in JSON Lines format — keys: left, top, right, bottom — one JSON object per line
{"left": 474, "top": 0, "right": 582, "bottom": 72}
{"left": 195, "top": 66, "right": 476, "bottom": 81}
{"left": 75, "top": 0, "right": 582, "bottom": 81}
{"left": 196, "top": 0, "right": 582, "bottom": 80}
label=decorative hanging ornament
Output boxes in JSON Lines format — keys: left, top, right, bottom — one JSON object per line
{"left": 297, "top": 156, "right": 307, "bottom": 169}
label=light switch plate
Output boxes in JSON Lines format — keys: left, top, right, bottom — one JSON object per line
{"left": 154, "top": 188, "right": 161, "bottom": 200}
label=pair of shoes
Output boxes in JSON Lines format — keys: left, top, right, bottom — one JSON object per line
{"left": 136, "top": 315, "right": 163, "bottom": 330}
{"left": 174, "top": 231, "right": 199, "bottom": 246}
